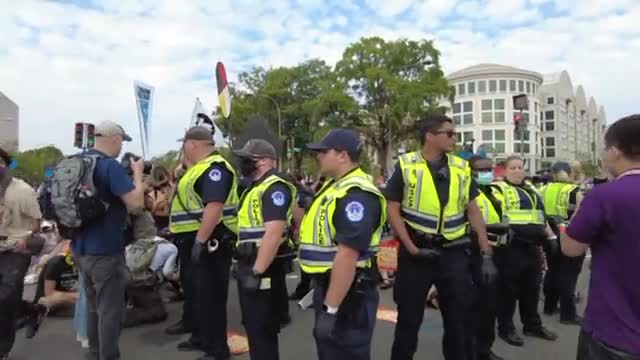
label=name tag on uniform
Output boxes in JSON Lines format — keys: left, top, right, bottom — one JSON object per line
{"left": 260, "top": 277, "right": 271, "bottom": 290}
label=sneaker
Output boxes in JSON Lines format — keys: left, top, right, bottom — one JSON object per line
{"left": 26, "top": 304, "right": 48, "bottom": 339}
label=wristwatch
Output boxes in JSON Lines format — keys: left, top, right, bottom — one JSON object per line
{"left": 322, "top": 304, "right": 339, "bottom": 314}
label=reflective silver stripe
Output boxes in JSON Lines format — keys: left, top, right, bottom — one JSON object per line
{"left": 401, "top": 207, "right": 439, "bottom": 221}
{"left": 481, "top": 198, "right": 490, "bottom": 223}
{"left": 300, "top": 259, "right": 371, "bottom": 267}
{"left": 415, "top": 169, "right": 424, "bottom": 211}
{"left": 445, "top": 212, "right": 465, "bottom": 221}
{"left": 300, "top": 244, "right": 335, "bottom": 252}
{"left": 403, "top": 167, "right": 410, "bottom": 204}
{"left": 172, "top": 210, "right": 204, "bottom": 216}
{"left": 237, "top": 239, "right": 261, "bottom": 244}
{"left": 312, "top": 200, "right": 322, "bottom": 245}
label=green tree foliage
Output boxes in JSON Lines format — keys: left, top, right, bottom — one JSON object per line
{"left": 335, "top": 37, "right": 450, "bottom": 171}
{"left": 150, "top": 150, "right": 180, "bottom": 173}
{"left": 11, "top": 146, "right": 64, "bottom": 186}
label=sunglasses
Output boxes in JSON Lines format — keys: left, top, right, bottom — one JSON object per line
{"left": 432, "top": 130, "right": 456, "bottom": 138}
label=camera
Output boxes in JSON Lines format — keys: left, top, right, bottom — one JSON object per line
{"left": 121, "top": 152, "right": 153, "bottom": 175}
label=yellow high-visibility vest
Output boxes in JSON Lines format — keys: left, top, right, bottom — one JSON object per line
{"left": 493, "top": 181, "right": 545, "bottom": 225}
{"left": 298, "top": 168, "right": 387, "bottom": 274}
{"left": 398, "top": 152, "right": 471, "bottom": 240}
{"left": 540, "top": 182, "right": 580, "bottom": 220}
{"left": 169, "top": 154, "right": 239, "bottom": 234}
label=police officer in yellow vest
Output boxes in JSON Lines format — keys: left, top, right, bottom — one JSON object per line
{"left": 300, "top": 129, "right": 386, "bottom": 360}
{"left": 169, "top": 126, "right": 239, "bottom": 360}
{"left": 231, "top": 139, "right": 296, "bottom": 360}
{"left": 492, "top": 156, "right": 558, "bottom": 348}
{"left": 541, "top": 161, "right": 585, "bottom": 325}
{"left": 469, "top": 156, "right": 507, "bottom": 360}
{"left": 388, "top": 115, "right": 496, "bottom": 360}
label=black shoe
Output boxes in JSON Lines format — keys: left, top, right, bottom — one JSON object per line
{"left": 26, "top": 304, "right": 48, "bottom": 339}
{"left": 560, "top": 315, "right": 583, "bottom": 326}
{"left": 523, "top": 327, "right": 558, "bottom": 341}
{"left": 280, "top": 315, "right": 292, "bottom": 329}
{"left": 166, "top": 320, "right": 189, "bottom": 335}
{"left": 499, "top": 331, "right": 524, "bottom": 347}
{"left": 177, "top": 338, "right": 202, "bottom": 351}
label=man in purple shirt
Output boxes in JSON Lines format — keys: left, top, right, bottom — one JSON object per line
{"left": 562, "top": 114, "right": 640, "bottom": 359}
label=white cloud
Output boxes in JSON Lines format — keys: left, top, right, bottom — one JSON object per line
{"left": 0, "top": 0, "right": 638, "bottom": 156}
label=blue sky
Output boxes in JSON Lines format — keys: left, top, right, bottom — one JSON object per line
{"left": 1, "top": 0, "right": 639, "bottom": 155}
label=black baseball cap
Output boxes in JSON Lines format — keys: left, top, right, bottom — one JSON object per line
{"left": 233, "top": 139, "right": 277, "bottom": 159}
{"left": 306, "top": 129, "right": 362, "bottom": 155}
{"left": 551, "top": 161, "right": 571, "bottom": 174}
{"left": 177, "top": 126, "right": 214, "bottom": 143}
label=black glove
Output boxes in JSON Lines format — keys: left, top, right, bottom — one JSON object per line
{"left": 313, "top": 308, "right": 337, "bottom": 342}
{"left": 481, "top": 255, "right": 498, "bottom": 285}
{"left": 414, "top": 248, "right": 441, "bottom": 261}
{"left": 237, "top": 266, "right": 261, "bottom": 292}
{"left": 191, "top": 241, "right": 206, "bottom": 264}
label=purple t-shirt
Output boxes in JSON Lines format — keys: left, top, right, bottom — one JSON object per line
{"left": 567, "top": 174, "right": 640, "bottom": 355}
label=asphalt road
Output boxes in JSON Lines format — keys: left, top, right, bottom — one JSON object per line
{"left": 12, "top": 273, "right": 586, "bottom": 360}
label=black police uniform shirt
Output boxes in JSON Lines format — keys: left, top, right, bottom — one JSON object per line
{"left": 34, "top": 255, "right": 78, "bottom": 303}
{"left": 332, "top": 188, "right": 382, "bottom": 253}
{"left": 385, "top": 155, "right": 479, "bottom": 211}
{"left": 193, "top": 162, "right": 234, "bottom": 234}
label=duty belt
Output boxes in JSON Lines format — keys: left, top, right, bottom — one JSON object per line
{"left": 409, "top": 229, "right": 471, "bottom": 249}
{"left": 488, "top": 233, "right": 508, "bottom": 247}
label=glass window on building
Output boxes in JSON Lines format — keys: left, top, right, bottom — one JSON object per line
{"left": 545, "top": 110, "right": 555, "bottom": 120}
{"left": 489, "top": 80, "right": 497, "bottom": 92}
{"left": 546, "top": 137, "right": 555, "bottom": 146}
{"left": 468, "top": 81, "right": 475, "bottom": 94}
{"left": 463, "top": 101, "right": 473, "bottom": 112}
{"left": 482, "top": 130, "right": 493, "bottom": 140}
{"left": 526, "top": 82, "right": 531, "bottom": 94}
{"left": 458, "top": 83, "right": 466, "bottom": 96}
{"left": 463, "top": 114, "right": 473, "bottom": 124}
{"left": 499, "top": 80, "right": 507, "bottom": 92}
{"left": 510, "top": 80, "right": 516, "bottom": 92}
{"left": 495, "top": 130, "right": 505, "bottom": 141}
{"left": 463, "top": 131, "right": 474, "bottom": 143}
{"left": 453, "top": 101, "right": 473, "bottom": 125}
{"left": 518, "top": 80, "right": 525, "bottom": 92}
{"left": 478, "top": 80, "right": 486, "bottom": 93}
{"left": 482, "top": 99, "right": 493, "bottom": 110}
{"left": 546, "top": 148, "right": 555, "bottom": 157}
{"left": 495, "top": 99, "right": 505, "bottom": 110}
{"left": 514, "top": 129, "right": 530, "bottom": 141}
{"left": 547, "top": 97, "right": 554, "bottom": 104}
{"left": 532, "top": 83, "right": 537, "bottom": 95}
{"left": 514, "top": 143, "right": 531, "bottom": 154}
{"left": 545, "top": 121, "right": 555, "bottom": 131}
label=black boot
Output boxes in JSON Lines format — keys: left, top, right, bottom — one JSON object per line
{"left": 523, "top": 326, "right": 558, "bottom": 341}
{"left": 499, "top": 331, "right": 524, "bottom": 347}
{"left": 165, "top": 320, "right": 189, "bottom": 335}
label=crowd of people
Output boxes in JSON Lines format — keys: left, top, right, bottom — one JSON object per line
{"left": 0, "top": 113, "right": 638, "bottom": 360}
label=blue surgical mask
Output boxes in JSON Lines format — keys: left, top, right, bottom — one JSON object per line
{"left": 476, "top": 171, "right": 494, "bottom": 185}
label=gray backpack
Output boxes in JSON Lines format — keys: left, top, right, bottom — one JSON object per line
{"left": 49, "top": 154, "right": 107, "bottom": 229}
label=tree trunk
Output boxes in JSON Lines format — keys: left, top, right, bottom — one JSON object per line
{"left": 378, "top": 144, "right": 389, "bottom": 177}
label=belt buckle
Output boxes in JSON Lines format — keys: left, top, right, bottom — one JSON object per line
{"left": 207, "top": 239, "right": 220, "bottom": 253}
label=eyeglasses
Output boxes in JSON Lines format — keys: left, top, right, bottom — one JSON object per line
{"left": 432, "top": 130, "right": 456, "bottom": 138}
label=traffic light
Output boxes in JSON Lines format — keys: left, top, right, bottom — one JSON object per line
{"left": 87, "top": 124, "right": 95, "bottom": 148}
{"left": 74, "top": 123, "right": 84, "bottom": 148}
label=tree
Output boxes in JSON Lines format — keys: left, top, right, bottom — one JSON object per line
{"left": 335, "top": 37, "right": 450, "bottom": 172}
{"left": 11, "top": 146, "right": 64, "bottom": 186}
{"left": 151, "top": 150, "right": 180, "bottom": 172}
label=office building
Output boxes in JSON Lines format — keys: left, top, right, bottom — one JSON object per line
{"left": 0, "top": 91, "right": 19, "bottom": 151}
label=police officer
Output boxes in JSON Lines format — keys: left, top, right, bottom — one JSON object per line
{"left": 299, "top": 129, "right": 386, "bottom": 360}
{"left": 387, "top": 114, "right": 496, "bottom": 360}
{"left": 469, "top": 156, "right": 507, "bottom": 360}
{"left": 541, "top": 161, "right": 584, "bottom": 325}
{"left": 232, "top": 139, "right": 296, "bottom": 360}
{"left": 169, "top": 126, "right": 239, "bottom": 360}
{"left": 492, "top": 156, "right": 557, "bottom": 347}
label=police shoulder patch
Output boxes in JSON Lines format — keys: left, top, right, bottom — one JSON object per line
{"left": 271, "top": 191, "right": 285, "bottom": 206}
{"left": 209, "top": 168, "right": 222, "bottom": 182}
{"left": 345, "top": 201, "right": 365, "bottom": 222}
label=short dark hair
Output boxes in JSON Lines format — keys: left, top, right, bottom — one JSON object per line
{"left": 469, "top": 155, "right": 490, "bottom": 168}
{"left": 604, "top": 115, "right": 640, "bottom": 160}
{"left": 418, "top": 114, "right": 453, "bottom": 145}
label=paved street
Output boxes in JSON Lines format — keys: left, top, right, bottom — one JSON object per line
{"left": 12, "top": 273, "right": 586, "bottom": 360}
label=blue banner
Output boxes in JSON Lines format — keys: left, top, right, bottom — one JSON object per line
{"left": 134, "top": 81, "right": 154, "bottom": 158}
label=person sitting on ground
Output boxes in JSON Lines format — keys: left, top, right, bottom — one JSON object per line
{"left": 33, "top": 241, "right": 79, "bottom": 318}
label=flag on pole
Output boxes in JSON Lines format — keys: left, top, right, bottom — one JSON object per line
{"left": 190, "top": 98, "right": 227, "bottom": 147}
{"left": 133, "top": 80, "right": 154, "bottom": 158}
{"left": 216, "top": 62, "right": 231, "bottom": 118}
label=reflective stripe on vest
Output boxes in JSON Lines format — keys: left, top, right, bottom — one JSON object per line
{"left": 298, "top": 168, "right": 387, "bottom": 274}
{"left": 169, "top": 154, "right": 239, "bottom": 234}
{"left": 540, "top": 182, "right": 579, "bottom": 220}
{"left": 399, "top": 152, "right": 471, "bottom": 240}
{"left": 236, "top": 174, "right": 297, "bottom": 247}
{"left": 493, "top": 181, "right": 545, "bottom": 225}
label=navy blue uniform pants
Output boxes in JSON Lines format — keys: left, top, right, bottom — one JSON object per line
{"left": 312, "top": 282, "right": 378, "bottom": 360}
{"left": 391, "top": 247, "right": 475, "bottom": 360}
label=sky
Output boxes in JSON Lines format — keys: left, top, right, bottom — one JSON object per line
{"left": 1, "top": 0, "right": 639, "bottom": 156}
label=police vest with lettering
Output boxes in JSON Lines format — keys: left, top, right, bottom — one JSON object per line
{"left": 493, "top": 181, "right": 545, "bottom": 225}
{"left": 476, "top": 188, "right": 508, "bottom": 246}
{"left": 169, "top": 154, "right": 239, "bottom": 234}
{"left": 540, "top": 182, "right": 580, "bottom": 220}
{"left": 298, "top": 168, "right": 387, "bottom": 274}
{"left": 398, "top": 152, "right": 471, "bottom": 240}
{"left": 236, "top": 173, "right": 297, "bottom": 251}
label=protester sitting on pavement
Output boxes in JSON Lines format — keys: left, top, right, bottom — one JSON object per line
{"left": 33, "top": 241, "right": 79, "bottom": 318}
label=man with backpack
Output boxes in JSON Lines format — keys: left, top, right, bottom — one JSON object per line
{"left": 0, "top": 147, "right": 47, "bottom": 360}
{"left": 57, "top": 121, "right": 145, "bottom": 360}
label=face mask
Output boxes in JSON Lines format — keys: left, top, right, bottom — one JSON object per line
{"left": 476, "top": 171, "right": 494, "bottom": 185}
{"left": 239, "top": 158, "right": 257, "bottom": 177}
